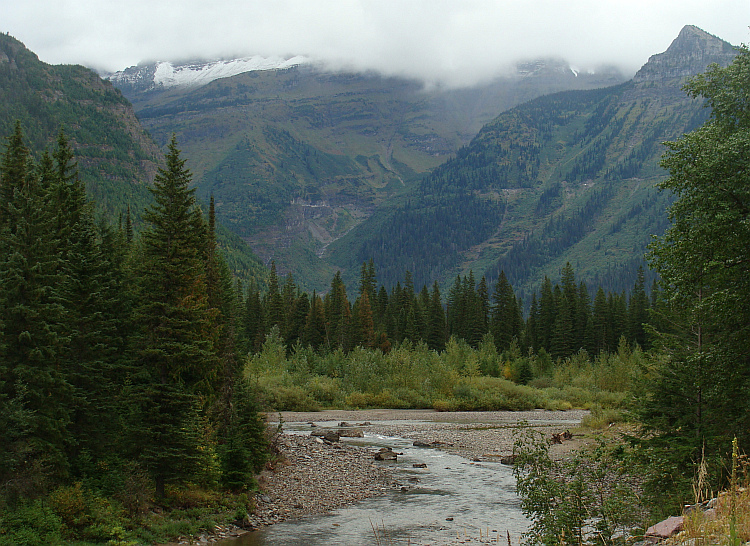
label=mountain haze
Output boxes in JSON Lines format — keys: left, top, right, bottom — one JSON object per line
{"left": 327, "top": 25, "right": 738, "bottom": 298}
{"left": 112, "top": 54, "right": 625, "bottom": 288}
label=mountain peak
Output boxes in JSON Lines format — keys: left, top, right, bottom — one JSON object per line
{"left": 633, "top": 25, "right": 736, "bottom": 82}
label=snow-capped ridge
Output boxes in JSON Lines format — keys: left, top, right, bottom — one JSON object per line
{"left": 109, "top": 55, "right": 308, "bottom": 91}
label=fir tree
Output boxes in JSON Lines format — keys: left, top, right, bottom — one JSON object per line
{"left": 131, "top": 135, "right": 216, "bottom": 497}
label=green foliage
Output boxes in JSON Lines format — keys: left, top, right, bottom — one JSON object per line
{"left": 0, "top": 500, "right": 64, "bottom": 545}
{"left": 642, "top": 45, "right": 750, "bottom": 510}
{"left": 513, "top": 427, "right": 645, "bottom": 545}
{"left": 0, "top": 127, "right": 268, "bottom": 544}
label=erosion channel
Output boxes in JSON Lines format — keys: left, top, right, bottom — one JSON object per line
{"left": 220, "top": 410, "right": 586, "bottom": 546}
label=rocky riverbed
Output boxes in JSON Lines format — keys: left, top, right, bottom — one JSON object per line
{"left": 247, "top": 410, "right": 587, "bottom": 527}
{"left": 176, "top": 409, "right": 587, "bottom": 545}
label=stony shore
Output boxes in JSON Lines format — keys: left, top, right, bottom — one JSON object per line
{"left": 242, "top": 409, "right": 587, "bottom": 533}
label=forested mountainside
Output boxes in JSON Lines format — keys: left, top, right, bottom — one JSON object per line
{"left": 0, "top": 33, "right": 160, "bottom": 220}
{"left": 0, "top": 33, "right": 265, "bottom": 283}
{"left": 113, "top": 54, "right": 625, "bottom": 289}
{"left": 329, "top": 25, "right": 738, "bottom": 300}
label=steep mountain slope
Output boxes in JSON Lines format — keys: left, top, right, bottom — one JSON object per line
{"left": 113, "top": 55, "right": 625, "bottom": 288}
{"left": 329, "top": 25, "right": 737, "bottom": 298}
{"left": 0, "top": 33, "right": 160, "bottom": 219}
{"left": 0, "top": 33, "right": 265, "bottom": 283}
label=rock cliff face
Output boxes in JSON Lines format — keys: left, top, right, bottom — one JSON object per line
{"left": 634, "top": 25, "right": 736, "bottom": 82}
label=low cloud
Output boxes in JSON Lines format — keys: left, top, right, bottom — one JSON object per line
{"left": 5, "top": 0, "right": 750, "bottom": 87}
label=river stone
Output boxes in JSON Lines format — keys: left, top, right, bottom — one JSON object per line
{"left": 375, "top": 448, "right": 398, "bottom": 461}
{"left": 645, "top": 516, "right": 684, "bottom": 542}
{"left": 310, "top": 429, "right": 340, "bottom": 442}
{"left": 339, "top": 428, "right": 364, "bottom": 438}
{"left": 413, "top": 440, "right": 431, "bottom": 447}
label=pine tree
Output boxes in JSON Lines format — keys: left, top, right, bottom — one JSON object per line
{"left": 324, "top": 272, "right": 351, "bottom": 350}
{"left": 303, "top": 291, "right": 326, "bottom": 351}
{"left": 264, "top": 261, "right": 284, "bottom": 331}
{"left": 131, "top": 135, "right": 216, "bottom": 497}
{"left": 427, "top": 281, "right": 446, "bottom": 352}
{"left": 627, "top": 265, "right": 649, "bottom": 349}
{"left": 490, "top": 270, "right": 519, "bottom": 351}
{"left": 0, "top": 132, "right": 72, "bottom": 488}
{"left": 243, "top": 280, "right": 265, "bottom": 353}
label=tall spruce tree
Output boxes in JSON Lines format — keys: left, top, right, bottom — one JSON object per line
{"left": 131, "top": 135, "right": 216, "bottom": 497}
{"left": 0, "top": 132, "right": 72, "bottom": 490}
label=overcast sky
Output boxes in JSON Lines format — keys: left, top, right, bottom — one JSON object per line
{"left": 4, "top": 0, "right": 749, "bottom": 87}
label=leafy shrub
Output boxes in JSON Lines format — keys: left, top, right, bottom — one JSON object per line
{"left": 0, "top": 500, "right": 64, "bottom": 545}
{"left": 513, "top": 427, "right": 646, "bottom": 545}
{"left": 264, "top": 384, "right": 320, "bottom": 412}
{"left": 306, "top": 375, "right": 343, "bottom": 406}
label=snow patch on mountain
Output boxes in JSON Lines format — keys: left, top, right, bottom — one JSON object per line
{"left": 109, "top": 55, "right": 308, "bottom": 91}
{"left": 152, "top": 56, "right": 307, "bottom": 88}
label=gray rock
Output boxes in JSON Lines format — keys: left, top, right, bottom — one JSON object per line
{"left": 375, "top": 448, "right": 398, "bottom": 461}
{"left": 645, "top": 516, "right": 683, "bottom": 542}
{"left": 339, "top": 428, "right": 364, "bottom": 438}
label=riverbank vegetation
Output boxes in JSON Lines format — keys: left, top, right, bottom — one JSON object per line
{"left": 511, "top": 46, "right": 750, "bottom": 544}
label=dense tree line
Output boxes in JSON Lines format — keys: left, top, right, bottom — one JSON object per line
{"left": 0, "top": 125, "right": 266, "bottom": 509}
{"left": 240, "top": 256, "right": 653, "bottom": 363}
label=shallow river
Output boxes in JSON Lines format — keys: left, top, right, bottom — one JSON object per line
{"left": 219, "top": 421, "right": 532, "bottom": 546}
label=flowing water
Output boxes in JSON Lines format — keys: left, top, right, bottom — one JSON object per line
{"left": 219, "top": 421, "right": 534, "bottom": 546}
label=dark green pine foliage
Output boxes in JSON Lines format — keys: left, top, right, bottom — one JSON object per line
{"left": 286, "top": 291, "right": 310, "bottom": 348}
{"left": 576, "top": 282, "right": 591, "bottom": 354}
{"left": 426, "top": 282, "right": 446, "bottom": 352}
{"left": 219, "top": 375, "right": 267, "bottom": 491}
{"left": 303, "top": 291, "right": 327, "bottom": 351}
{"left": 264, "top": 261, "right": 284, "bottom": 332}
{"left": 536, "top": 277, "right": 556, "bottom": 353}
{"left": 627, "top": 266, "right": 649, "bottom": 349}
{"left": 0, "top": 129, "right": 72, "bottom": 489}
{"left": 490, "top": 270, "right": 520, "bottom": 351}
{"left": 131, "top": 135, "right": 216, "bottom": 498}
{"left": 51, "top": 133, "right": 126, "bottom": 471}
{"left": 641, "top": 47, "right": 750, "bottom": 509}
{"left": 243, "top": 280, "right": 265, "bottom": 353}
{"left": 590, "top": 287, "right": 610, "bottom": 354}
{"left": 324, "top": 272, "right": 351, "bottom": 351}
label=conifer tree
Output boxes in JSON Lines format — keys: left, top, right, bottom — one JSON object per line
{"left": 490, "top": 270, "right": 519, "bottom": 351}
{"left": 131, "top": 135, "right": 215, "bottom": 497}
{"left": 427, "top": 281, "right": 446, "bottom": 352}
{"left": 264, "top": 261, "right": 284, "bottom": 331}
{"left": 303, "top": 291, "right": 326, "bottom": 351}
{"left": 243, "top": 280, "right": 265, "bottom": 353}
{"left": 0, "top": 132, "right": 72, "bottom": 487}
{"left": 627, "top": 266, "right": 649, "bottom": 349}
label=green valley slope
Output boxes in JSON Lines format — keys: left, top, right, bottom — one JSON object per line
{"left": 0, "top": 33, "right": 266, "bottom": 283}
{"left": 328, "top": 25, "right": 737, "bottom": 299}
{"left": 116, "top": 58, "right": 625, "bottom": 289}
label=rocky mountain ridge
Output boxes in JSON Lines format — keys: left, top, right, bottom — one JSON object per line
{"left": 112, "top": 48, "right": 627, "bottom": 288}
{"left": 634, "top": 25, "right": 736, "bottom": 82}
